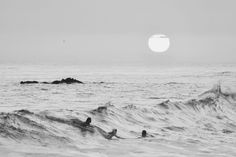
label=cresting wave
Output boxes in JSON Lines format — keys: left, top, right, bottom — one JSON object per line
{"left": 0, "top": 85, "right": 236, "bottom": 146}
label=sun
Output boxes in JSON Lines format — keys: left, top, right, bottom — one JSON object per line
{"left": 148, "top": 34, "right": 170, "bottom": 53}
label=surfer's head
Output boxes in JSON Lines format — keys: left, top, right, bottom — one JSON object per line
{"left": 113, "top": 129, "right": 117, "bottom": 134}
{"left": 85, "top": 117, "right": 91, "bottom": 125}
{"left": 142, "top": 130, "right": 147, "bottom": 137}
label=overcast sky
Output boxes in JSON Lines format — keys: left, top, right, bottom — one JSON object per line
{"left": 0, "top": 0, "right": 235, "bottom": 66}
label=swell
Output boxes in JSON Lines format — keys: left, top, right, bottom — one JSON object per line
{"left": 0, "top": 85, "right": 236, "bottom": 145}
{"left": 0, "top": 110, "right": 71, "bottom": 145}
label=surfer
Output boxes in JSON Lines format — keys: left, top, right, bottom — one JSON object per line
{"left": 71, "top": 117, "right": 91, "bottom": 127}
{"left": 104, "top": 129, "right": 125, "bottom": 140}
{"left": 80, "top": 117, "right": 91, "bottom": 127}
{"left": 71, "top": 117, "right": 95, "bottom": 133}
{"left": 72, "top": 118, "right": 124, "bottom": 139}
{"left": 95, "top": 128, "right": 124, "bottom": 140}
{"left": 45, "top": 115, "right": 94, "bottom": 131}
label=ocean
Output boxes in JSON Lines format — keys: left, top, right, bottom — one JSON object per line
{"left": 0, "top": 64, "right": 236, "bottom": 157}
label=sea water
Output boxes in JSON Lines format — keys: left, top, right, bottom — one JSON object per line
{"left": 0, "top": 64, "right": 236, "bottom": 157}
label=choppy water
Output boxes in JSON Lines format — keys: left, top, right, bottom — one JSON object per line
{"left": 0, "top": 64, "right": 236, "bottom": 157}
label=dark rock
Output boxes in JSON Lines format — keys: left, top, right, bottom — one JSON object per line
{"left": 42, "top": 82, "right": 50, "bottom": 84}
{"left": 51, "top": 80, "right": 61, "bottom": 84}
{"left": 51, "top": 77, "right": 83, "bottom": 84}
{"left": 20, "top": 77, "right": 83, "bottom": 85}
{"left": 20, "top": 81, "right": 39, "bottom": 84}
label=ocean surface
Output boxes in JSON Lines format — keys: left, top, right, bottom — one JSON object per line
{"left": 0, "top": 64, "right": 236, "bottom": 157}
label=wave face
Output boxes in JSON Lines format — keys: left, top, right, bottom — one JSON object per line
{"left": 0, "top": 65, "right": 236, "bottom": 157}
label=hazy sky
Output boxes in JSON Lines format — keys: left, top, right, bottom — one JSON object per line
{"left": 0, "top": 0, "right": 235, "bottom": 65}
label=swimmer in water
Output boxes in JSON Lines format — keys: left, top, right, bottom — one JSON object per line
{"left": 142, "top": 130, "right": 147, "bottom": 137}
{"left": 45, "top": 115, "right": 94, "bottom": 132}
{"left": 107, "top": 129, "right": 125, "bottom": 139}
{"left": 96, "top": 128, "right": 124, "bottom": 140}
{"left": 70, "top": 117, "right": 95, "bottom": 133}
{"left": 139, "top": 130, "right": 154, "bottom": 138}
{"left": 106, "top": 129, "right": 118, "bottom": 139}
{"left": 71, "top": 117, "right": 91, "bottom": 127}
{"left": 81, "top": 117, "right": 91, "bottom": 127}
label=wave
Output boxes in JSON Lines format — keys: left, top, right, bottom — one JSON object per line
{"left": 0, "top": 110, "right": 71, "bottom": 145}
{"left": 164, "top": 82, "right": 188, "bottom": 85}
{"left": 0, "top": 85, "right": 236, "bottom": 146}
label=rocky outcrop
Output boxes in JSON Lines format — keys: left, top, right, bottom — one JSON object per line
{"left": 20, "top": 81, "right": 39, "bottom": 84}
{"left": 51, "top": 78, "right": 83, "bottom": 84}
{"left": 20, "top": 77, "right": 83, "bottom": 84}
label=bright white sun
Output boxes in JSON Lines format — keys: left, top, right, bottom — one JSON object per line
{"left": 148, "top": 34, "right": 170, "bottom": 53}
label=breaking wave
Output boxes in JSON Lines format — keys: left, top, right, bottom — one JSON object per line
{"left": 0, "top": 85, "right": 236, "bottom": 146}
